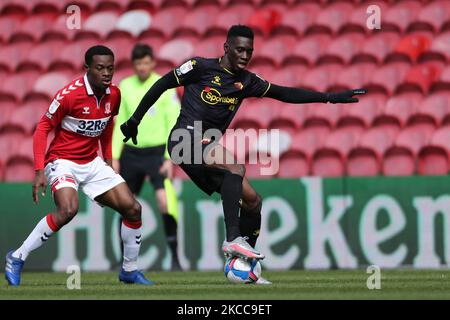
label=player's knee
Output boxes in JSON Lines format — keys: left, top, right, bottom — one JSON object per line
{"left": 57, "top": 204, "right": 78, "bottom": 225}
{"left": 125, "top": 200, "right": 142, "bottom": 222}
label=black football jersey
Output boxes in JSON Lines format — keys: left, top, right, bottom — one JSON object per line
{"left": 172, "top": 57, "right": 271, "bottom": 133}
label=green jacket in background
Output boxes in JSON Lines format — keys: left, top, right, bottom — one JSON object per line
{"left": 112, "top": 72, "right": 181, "bottom": 160}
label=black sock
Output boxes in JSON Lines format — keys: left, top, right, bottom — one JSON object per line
{"left": 239, "top": 201, "right": 262, "bottom": 248}
{"left": 162, "top": 213, "right": 181, "bottom": 267}
{"left": 220, "top": 172, "right": 243, "bottom": 242}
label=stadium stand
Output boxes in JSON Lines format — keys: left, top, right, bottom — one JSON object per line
{"left": 1, "top": 0, "right": 449, "bottom": 180}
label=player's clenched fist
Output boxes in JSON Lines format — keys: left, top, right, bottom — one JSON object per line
{"left": 120, "top": 116, "right": 139, "bottom": 145}
{"left": 327, "top": 88, "right": 367, "bottom": 103}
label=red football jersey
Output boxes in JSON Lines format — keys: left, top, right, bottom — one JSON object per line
{"left": 33, "top": 74, "right": 121, "bottom": 170}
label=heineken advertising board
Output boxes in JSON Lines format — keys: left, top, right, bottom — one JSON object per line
{"left": 1, "top": 176, "right": 449, "bottom": 271}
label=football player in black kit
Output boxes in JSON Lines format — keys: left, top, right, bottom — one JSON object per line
{"left": 121, "top": 25, "right": 366, "bottom": 284}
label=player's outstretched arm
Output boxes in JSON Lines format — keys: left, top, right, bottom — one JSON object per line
{"left": 265, "top": 84, "right": 367, "bottom": 104}
{"left": 121, "top": 71, "right": 179, "bottom": 145}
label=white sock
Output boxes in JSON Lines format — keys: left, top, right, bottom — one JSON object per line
{"left": 13, "top": 216, "right": 56, "bottom": 261}
{"left": 121, "top": 221, "right": 142, "bottom": 272}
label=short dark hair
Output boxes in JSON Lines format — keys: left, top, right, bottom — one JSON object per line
{"left": 85, "top": 45, "right": 114, "bottom": 66}
{"left": 227, "top": 25, "right": 254, "bottom": 41}
{"left": 131, "top": 43, "right": 154, "bottom": 61}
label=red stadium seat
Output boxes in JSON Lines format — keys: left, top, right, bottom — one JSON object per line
{"left": 277, "top": 151, "right": 310, "bottom": 177}
{"left": 104, "top": 37, "right": 135, "bottom": 68}
{"left": 290, "top": 125, "right": 331, "bottom": 159}
{"left": 146, "top": 7, "right": 185, "bottom": 39}
{"left": 0, "top": 131, "right": 27, "bottom": 164}
{"left": 311, "top": 148, "right": 345, "bottom": 177}
{"left": 431, "top": 65, "right": 450, "bottom": 93}
{"left": 1, "top": 1, "right": 32, "bottom": 15}
{"left": 400, "top": 63, "right": 442, "bottom": 94}
{"left": 0, "top": 15, "right": 23, "bottom": 42}
{"left": 338, "top": 94, "right": 382, "bottom": 128}
{"left": 235, "top": 100, "right": 275, "bottom": 130}
{"left": 300, "top": 64, "right": 344, "bottom": 93}
{"left": 392, "top": 34, "right": 432, "bottom": 63}
{"left": 382, "top": 146, "right": 416, "bottom": 176}
{"left": 429, "top": 126, "right": 450, "bottom": 154}
{"left": 18, "top": 40, "right": 65, "bottom": 72}
{"left": 359, "top": 125, "right": 399, "bottom": 157}
{"left": 354, "top": 32, "right": 400, "bottom": 64}
{"left": 9, "top": 13, "right": 57, "bottom": 43}
{"left": 0, "top": 42, "right": 34, "bottom": 72}
{"left": 332, "top": 62, "right": 376, "bottom": 92}
{"left": 266, "top": 64, "right": 306, "bottom": 88}
{"left": 80, "top": 11, "right": 119, "bottom": 39}
{"left": 319, "top": 33, "right": 365, "bottom": 65}
{"left": 8, "top": 105, "right": 44, "bottom": 135}
{"left": 4, "top": 158, "right": 35, "bottom": 182}
{"left": 0, "top": 70, "right": 40, "bottom": 103}
{"left": 275, "top": 2, "right": 321, "bottom": 36}
{"left": 208, "top": 4, "right": 254, "bottom": 37}
{"left": 416, "top": 93, "right": 450, "bottom": 125}
{"left": 307, "top": 2, "right": 352, "bottom": 35}
{"left": 115, "top": 10, "right": 152, "bottom": 38}
{"left": 323, "top": 126, "right": 364, "bottom": 156}
{"left": 305, "top": 101, "right": 343, "bottom": 128}
{"left": 424, "top": 32, "right": 450, "bottom": 62}
{"left": 174, "top": 5, "right": 220, "bottom": 38}
{"left": 247, "top": 7, "right": 282, "bottom": 37}
{"left": 381, "top": 93, "right": 423, "bottom": 127}
{"left": 158, "top": 39, "right": 196, "bottom": 69}
{"left": 366, "top": 62, "right": 411, "bottom": 95}
{"left": 383, "top": 0, "right": 421, "bottom": 33}
{"left": 193, "top": 36, "right": 223, "bottom": 58}
{"left": 252, "top": 35, "right": 297, "bottom": 67}
{"left": 347, "top": 147, "right": 380, "bottom": 177}
{"left": 417, "top": 146, "right": 449, "bottom": 175}
{"left": 0, "top": 101, "right": 15, "bottom": 130}
{"left": 268, "top": 102, "right": 309, "bottom": 135}
{"left": 10, "top": 136, "right": 33, "bottom": 161}
{"left": 395, "top": 126, "right": 433, "bottom": 156}
{"left": 32, "top": 72, "right": 71, "bottom": 100}
{"left": 408, "top": 0, "right": 450, "bottom": 33}
{"left": 52, "top": 38, "right": 100, "bottom": 71}
{"left": 283, "top": 34, "right": 331, "bottom": 66}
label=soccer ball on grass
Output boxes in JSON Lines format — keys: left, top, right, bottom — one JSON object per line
{"left": 224, "top": 257, "right": 261, "bottom": 284}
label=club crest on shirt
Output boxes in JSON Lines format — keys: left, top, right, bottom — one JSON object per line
{"left": 105, "top": 102, "right": 111, "bottom": 114}
{"left": 211, "top": 75, "right": 221, "bottom": 86}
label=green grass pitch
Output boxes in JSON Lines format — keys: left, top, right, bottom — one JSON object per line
{"left": 1, "top": 270, "right": 450, "bottom": 300}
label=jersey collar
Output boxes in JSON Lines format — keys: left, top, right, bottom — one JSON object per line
{"left": 83, "top": 73, "right": 111, "bottom": 96}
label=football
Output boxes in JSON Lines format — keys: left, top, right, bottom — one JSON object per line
{"left": 224, "top": 257, "right": 262, "bottom": 284}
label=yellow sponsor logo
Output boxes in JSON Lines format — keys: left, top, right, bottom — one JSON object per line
{"left": 201, "top": 87, "right": 239, "bottom": 105}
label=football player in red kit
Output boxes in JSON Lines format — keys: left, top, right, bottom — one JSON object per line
{"left": 5, "top": 45, "right": 153, "bottom": 286}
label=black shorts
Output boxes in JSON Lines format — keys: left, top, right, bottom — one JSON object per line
{"left": 119, "top": 144, "right": 166, "bottom": 194}
{"left": 167, "top": 123, "right": 227, "bottom": 196}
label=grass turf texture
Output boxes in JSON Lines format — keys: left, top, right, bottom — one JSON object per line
{"left": 1, "top": 270, "right": 450, "bottom": 300}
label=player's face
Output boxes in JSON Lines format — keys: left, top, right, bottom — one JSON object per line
{"left": 133, "top": 55, "right": 155, "bottom": 82}
{"left": 226, "top": 36, "right": 254, "bottom": 72}
{"left": 87, "top": 55, "right": 114, "bottom": 90}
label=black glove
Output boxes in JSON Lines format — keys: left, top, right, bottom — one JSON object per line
{"left": 327, "top": 89, "right": 367, "bottom": 103}
{"left": 120, "top": 116, "right": 139, "bottom": 145}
